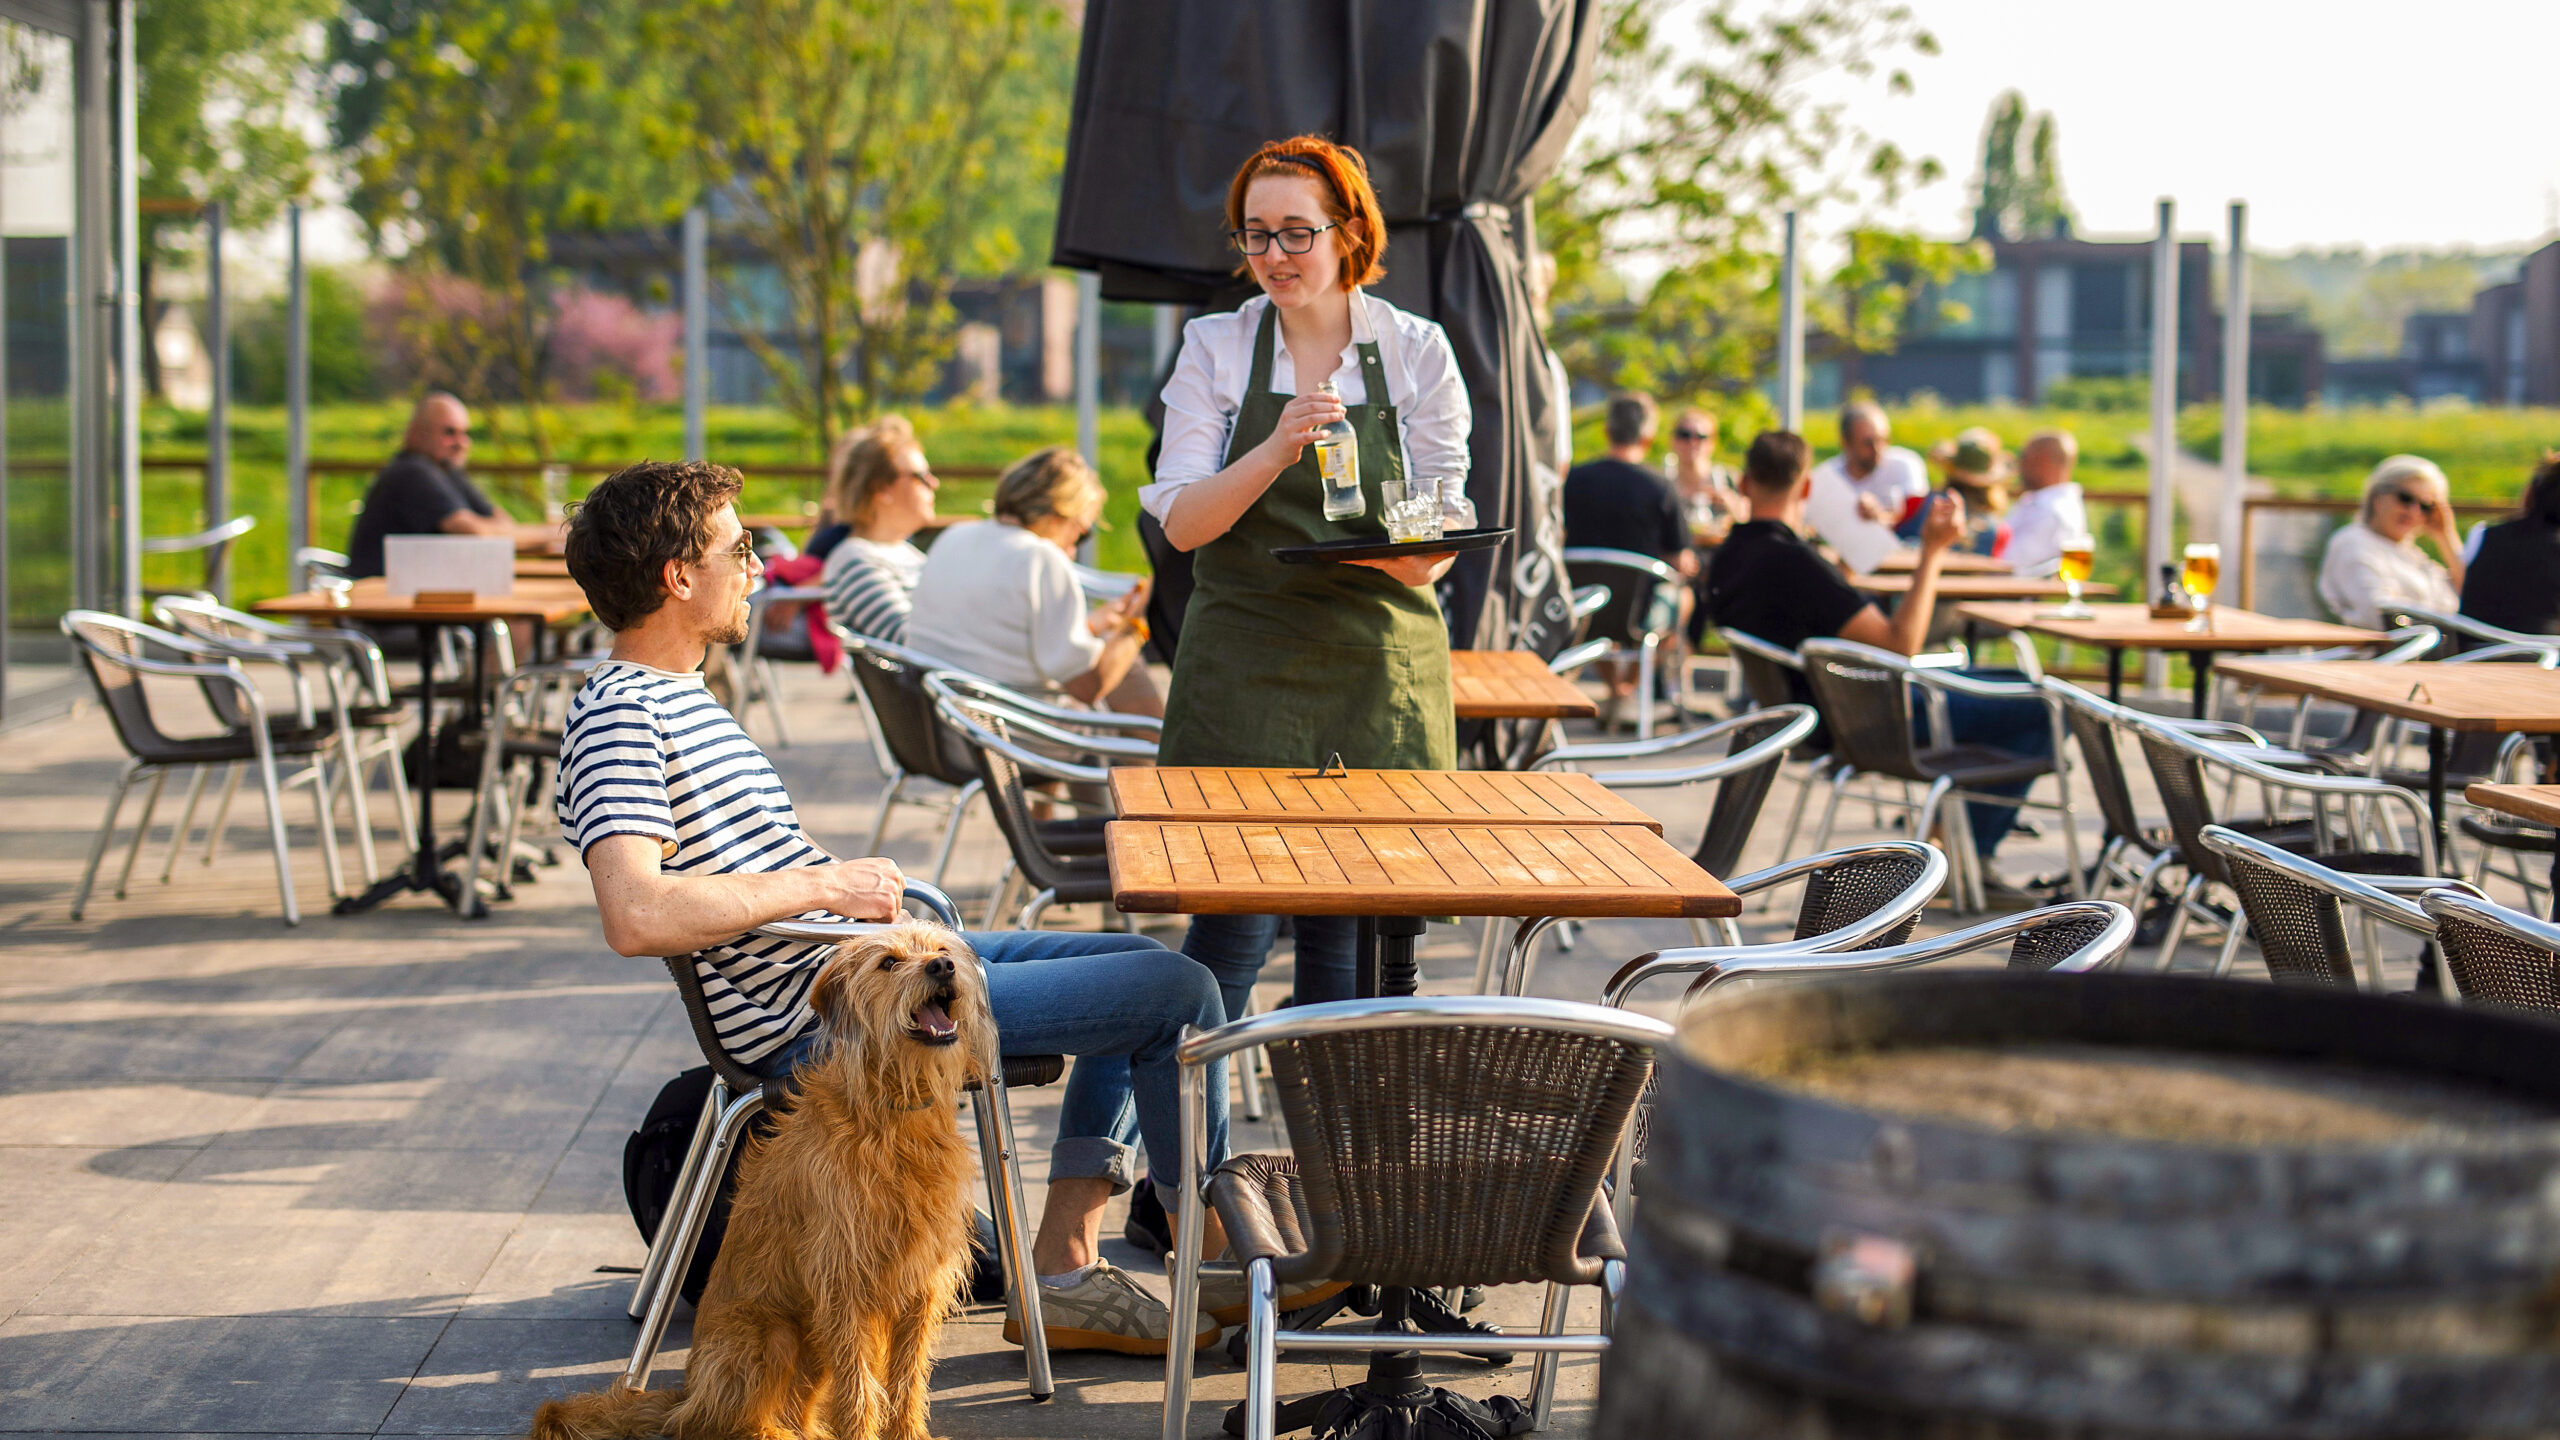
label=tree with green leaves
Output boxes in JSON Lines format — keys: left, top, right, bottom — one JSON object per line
{"left": 1971, "top": 90, "right": 2073, "bottom": 241}
{"left": 135, "top": 0, "right": 333, "bottom": 395}
{"left": 332, "top": 0, "right": 690, "bottom": 456}
{"left": 656, "top": 0, "right": 1074, "bottom": 457}
{"left": 1538, "top": 0, "right": 1982, "bottom": 413}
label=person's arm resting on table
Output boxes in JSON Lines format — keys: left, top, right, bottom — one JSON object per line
{"left": 584, "top": 834, "right": 905, "bottom": 958}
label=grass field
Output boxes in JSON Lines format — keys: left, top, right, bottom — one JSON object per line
{"left": 132, "top": 398, "right": 2560, "bottom": 605}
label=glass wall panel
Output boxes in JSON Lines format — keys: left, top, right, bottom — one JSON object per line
{"left": 0, "top": 17, "right": 75, "bottom": 721}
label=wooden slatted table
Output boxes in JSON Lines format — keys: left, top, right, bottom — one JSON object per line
{"left": 515, "top": 556, "right": 574, "bottom": 579}
{"left": 1448, "top": 649, "right": 1599, "bottom": 721}
{"left": 2464, "top": 782, "right": 2560, "bottom": 919}
{"left": 1871, "top": 549, "right": 2011, "bottom": 574}
{"left": 256, "top": 579, "right": 593, "bottom": 918}
{"left": 1958, "top": 602, "right": 2386, "bottom": 716}
{"left": 1110, "top": 765, "right": 1662, "bottom": 832}
{"left": 2217, "top": 660, "right": 2560, "bottom": 860}
{"left": 1106, "top": 818, "right": 1734, "bottom": 920}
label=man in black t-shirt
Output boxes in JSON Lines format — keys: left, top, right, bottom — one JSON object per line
{"left": 346, "top": 393, "right": 516, "bottom": 577}
{"left": 1565, "top": 392, "right": 1697, "bottom": 715}
{"left": 1706, "top": 430, "right": 2052, "bottom": 890}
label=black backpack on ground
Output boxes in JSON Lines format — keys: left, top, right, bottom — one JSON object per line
{"left": 620, "top": 1066, "right": 1005, "bottom": 1308}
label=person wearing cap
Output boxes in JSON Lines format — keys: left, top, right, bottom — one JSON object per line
{"left": 2003, "top": 430, "right": 2089, "bottom": 576}
{"left": 2318, "top": 455, "right": 2463, "bottom": 630}
{"left": 1913, "top": 427, "right": 2013, "bottom": 558}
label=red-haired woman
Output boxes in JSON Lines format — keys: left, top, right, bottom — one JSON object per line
{"left": 1141, "top": 135, "right": 1473, "bottom": 1027}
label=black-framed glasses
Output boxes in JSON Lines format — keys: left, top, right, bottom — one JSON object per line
{"left": 1229, "top": 223, "right": 1336, "bottom": 256}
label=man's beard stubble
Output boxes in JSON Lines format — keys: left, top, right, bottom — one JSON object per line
{"left": 706, "top": 601, "right": 751, "bottom": 648}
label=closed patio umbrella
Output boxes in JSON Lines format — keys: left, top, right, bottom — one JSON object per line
{"left": 1053, "top": 0, "right": 1598, "bottom": 656}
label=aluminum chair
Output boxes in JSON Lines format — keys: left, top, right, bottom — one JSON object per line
{"left": 1565, "top": 547, "right": 1685, "bottom": 737}
{"left": 2120, "top": 706, "right": 2437, "bottom": 975}
{"left": 1162, "top": 995, "right": 1672, "bottom": 1440}
{"left": 458, "top": 658, "right": 603, "bottom": 905}
{"left": 155, "top": 594, "right": 418, "bottom": 873}
{"left": 925, "top": 678, "right": 1153, "bottom": 930}
{"left": 1797, "top": 638, "right": 2081, "bottom": 913}
{"left": 2198, "top": 825, "right": 2476, "bottom": 992}
{"left": 1598, "top": 899, "right": 2135, "bottom": 1239}
{"left": 840, "top": 634, "right": 1003, "bottom": 883}
{"left": 623, "top": 881, "right": 1061, "bottom": 1402}
{"left": 141, "top": 513, "right": 255, "bottom": 597}
{"left": 61, "top": 611, "right": 353, "bottom": 926}
{"left": 2386, "top": 604, "right": 2560, "bottom": 660}
{"left": 2422, "top": 888, "right": 2560, "bottom": 1015}
{"left": 1483, "top": 706, "right": 1822, "bottom": 993}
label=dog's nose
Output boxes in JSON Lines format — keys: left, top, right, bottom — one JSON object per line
{"left": 924, "top": 955, "right": 955, "bottom": 981}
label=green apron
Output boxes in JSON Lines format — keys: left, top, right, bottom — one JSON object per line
{"left": 1159, "top": 302, "right": 1457, "bottom": 771}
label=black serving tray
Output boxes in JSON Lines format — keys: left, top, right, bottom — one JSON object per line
{"left": 1271, "top": 526, "right": 1512, "bottom": 565}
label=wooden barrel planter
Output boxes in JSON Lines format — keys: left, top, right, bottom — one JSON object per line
{"left": 1597, "top": 972, "right": 2560, "bottom": 1438}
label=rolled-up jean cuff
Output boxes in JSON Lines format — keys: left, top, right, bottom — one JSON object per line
{"left": 1050, "top": 1135, "right": 1138, "bottom": 1195}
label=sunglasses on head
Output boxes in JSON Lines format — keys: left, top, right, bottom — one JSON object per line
{"left": 2390, "top": 490, "right": 2436, "bottom": 515}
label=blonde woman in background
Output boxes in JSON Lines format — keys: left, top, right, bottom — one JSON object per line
{"left": 816, "top": 417, "right": 937, "bottom": 643}
{"left": 907, "top": 446, "right": 1161, "bottom": 715}
{"left": 2317, "top": 454, "right": 2463, "bottom": 630}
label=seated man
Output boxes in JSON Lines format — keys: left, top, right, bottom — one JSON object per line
{"left": 2004, "top": 429, "right": 2090, "bottom": 576}
{"left": 346, "top": 392, "right": 517, "bottom": 578}
{"left": 558, "top": 458, "right": 1231, "bottom": 1355}
{"left": 1705, "top": 431, "right": 2054, "bottom": 902}
{"left": 1563, "top": 391, "right": 1698, "bottom": 713}
{"left": 1803, "top": 400, "right": 1925, "bottom": 573}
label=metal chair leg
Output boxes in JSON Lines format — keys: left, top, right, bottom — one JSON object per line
{"left": 1232, "top": 991, "right": 1265, "bottom": 1121}
{"left": 626, "top": 1085, "right": 767, "bottom": 1391}
{"left": 1528, "top": 1279, "right": 1574, "bottom": 1430}
{"left": 1014, "top": 887, "right": 1059, "bottom": 933}
{"left": 376, "top": 729, "right": 419, "bottom": 850}
{"left": 1469, "top": 917, "right": 1505, "bottom": 994}
{"left": 1762, "top": 761, "right": 1822, "bottom": 912}
{"left": 1809, "top": 762, "right": 1853, "bottom": 854}
{"left": 336, "top": 732, "right": 381, "bottom": 887}
{"left": 2153, "top": 875, "right": 2205, "bottom": 973}
{"left": 304, "top": 756, "right": 348, "bottom": 899}
{"left": 71, "top": 767, "right": 138, "bottom": 921}
{"left": 972, "top": 1073, "right": 1053, "bottom": 1400}
{"left": 758, "top": 657, "right": 792, "bottom": 747}
{"left": 2211, "top": 915, "right": 2251, "bottom": 979}
{"left": 627, "top": 1080, "right": 728, "bottom": 1322}
{"left": 159, "top": 766, "right": 211, "bottom": 884}
{"left": 928, "top": 779, "right": 983, "bottom": 887}
{"left": 1244, "top": 1258, "right": 1279, "bottom": 1440}
{"left": 111, "top": 769, "right": 170, "bottom": 901}
{"left": 201, "top": 763, "right": 244, "bottom": 865}
{"left": 252, "top": 742, "right": 301, "bottom": 928}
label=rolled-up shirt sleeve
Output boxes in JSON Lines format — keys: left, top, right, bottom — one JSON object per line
{"left": 1395, "top": 316, "right": 1471, "bottom": 486}
{"left": 1141, "top": 313, "right": 1240, "bottom": 523}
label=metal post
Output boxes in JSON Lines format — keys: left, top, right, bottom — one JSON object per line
{"left": 1152, "top": 303, "right": 1178, "bottom": 378}
{"left": 1778, "top": 210, "right": 1803, "bottom": 432}
{"left": 2146, "top": 198, "right": 2177, "bottom": 692}
{"left": 205, "top": 199, "right": 229, "bottom": 599}
{"left": 683, "top": 206, "right": 707, "bottom": 462}
{"left": 113, "top": 0, "right": 138, "bottom": 617}
{"left": 1075, "top": 270, "right": 1100, "bottom": 469}
{"left": 285, "top": 203, "right": 308, "bottom": 589}
{"left": 2217, "top": 202, "right": 2248, "bottom": 603}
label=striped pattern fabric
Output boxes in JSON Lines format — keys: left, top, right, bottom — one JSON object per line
{"left": 557, "top": 659, "right": 839, "bottom": 1063}
{"left": 820, "top": 539, "right": 918, "bottom": 644}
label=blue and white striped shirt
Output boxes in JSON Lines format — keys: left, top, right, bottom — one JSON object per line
{"left": 557, "top": 660, "right": 838, "bottom": 1064}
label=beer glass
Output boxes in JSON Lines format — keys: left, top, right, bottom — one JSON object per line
{"left": 2181, "top": 542, "right": 2221, "bottom": 632}
{"left": 2055, "top": 532, "right": 2097, "bottom": 618}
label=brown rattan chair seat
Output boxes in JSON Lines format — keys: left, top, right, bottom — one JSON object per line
{"left": 1208, "top": 1151, "right": 1624, "bottom": 1290}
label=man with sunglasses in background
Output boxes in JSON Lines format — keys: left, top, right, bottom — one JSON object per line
{"left": 347, "top": 392, "right": 518, "bottom": 578}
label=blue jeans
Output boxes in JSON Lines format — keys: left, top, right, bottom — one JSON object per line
{"left": 751, "top": 929, "right": 1226, "bottom": 1210}
{"left": 1180, "top": 913, "right": 1360, "bottom": 1027}
{"left": 1918, "top": 669, "right": 2052, "bottom": 857}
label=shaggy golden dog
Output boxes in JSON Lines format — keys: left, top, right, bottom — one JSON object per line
{"left": 533, "top": 921, "right": 995, "bottom": 1440}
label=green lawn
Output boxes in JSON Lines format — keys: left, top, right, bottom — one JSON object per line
{"left": 143, "top": 398, "right": 2560, "bottom": 606}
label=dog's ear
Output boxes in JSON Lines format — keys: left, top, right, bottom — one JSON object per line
{"left": 808, "top": 941, "right": 873, "bottom": 1041}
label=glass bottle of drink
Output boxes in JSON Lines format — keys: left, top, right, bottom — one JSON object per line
{"left": 1312, "top": 380, "right": 1364, "bottom": 521}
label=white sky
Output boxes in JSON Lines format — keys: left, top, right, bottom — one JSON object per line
{"left": 1809, "top": 0, "right": 2560, "bottom": 253}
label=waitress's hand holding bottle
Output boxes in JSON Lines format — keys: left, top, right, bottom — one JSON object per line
{"left": 1256, "top": 387, "right": 1349, "bottom": 471}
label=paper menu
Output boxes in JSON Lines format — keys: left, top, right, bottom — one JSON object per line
{"left": 384, "top": 535, "right": 515, "bottom": 598}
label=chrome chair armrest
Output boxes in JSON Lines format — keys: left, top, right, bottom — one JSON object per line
{"left": 1603, "top": 900, "right": 2134, "bottom": 1010}
{"left": 927, "top": 669, "right": 1164, "bottom": 737}
{"left": 751, "top": 881, "right": 964, "bottom": 940}
{"left": 1532, "top": 706, "right": 1815, "bottom": 771}
{"left": 1545, "top": 637, "right": 1614, "bottom": 677}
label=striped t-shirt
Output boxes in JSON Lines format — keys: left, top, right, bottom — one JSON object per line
{"left": 557, "top": 659, "right": 840, "bottom": 1063}
{"left": 820, "top": 536, "right": 923, "bottom": 644}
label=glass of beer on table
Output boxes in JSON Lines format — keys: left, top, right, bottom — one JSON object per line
{"left": 2056, "top": 531, "right": 2097, "bottom": 617}
{"left": 2181, "top": 542, "right": 2221, "bottom": 632}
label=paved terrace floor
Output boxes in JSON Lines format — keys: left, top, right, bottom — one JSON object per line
{"left": 0, "top": 664, "right": 2469, "bottom": 1438}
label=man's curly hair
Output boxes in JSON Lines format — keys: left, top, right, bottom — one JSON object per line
{"left": 563, "top": 459, "right": 745, "bottom": 631}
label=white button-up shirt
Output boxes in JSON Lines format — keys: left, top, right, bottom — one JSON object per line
{"left": 2004, "top": 481, "right": 2090, "bottom": 574}
{"left": 1142, "top": 290, "right": 1471, "bottom": 523}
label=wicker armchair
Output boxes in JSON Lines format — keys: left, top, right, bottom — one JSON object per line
{"left": 2421, "top": 889, "right": 2560, "bottom": 1015}
{"left": 2196, "top": 824, "right": 2478, "bottom": 992}
{"left": 925, "top": 674, "right": 1155, "bottom": 930}
{"left": 1162, "top": 995, "right": 1673, "bottom": 1440}
{"left": 1566, "top": 547, "right": 1686, "bottom": 735}
{"left": 621, "top": 882, "right": 1065, "bottom": 1403}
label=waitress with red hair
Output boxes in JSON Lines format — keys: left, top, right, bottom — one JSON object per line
{"left": 1141, "top": 135, "right": 1474, "bottom": 1024}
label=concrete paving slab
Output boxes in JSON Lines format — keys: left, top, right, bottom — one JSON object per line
{"left": 0, "top": 1079, "right": 269, "bottom": 1148}
{"left": 0, "top": 1147, "right": 191, "bottom": 1325}
{"left": 375, "top": 1317, "right": 637, "bottom": 1435}
{"left": 0, "top": 1312, "right": 443, "bottom": 1433}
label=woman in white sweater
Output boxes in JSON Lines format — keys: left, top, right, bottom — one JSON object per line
{"left": 907, "top": 447, "right": 1162, "bottom": 715}
{"left": 2317, "top": 454, "right": 2463, "bottom": 630}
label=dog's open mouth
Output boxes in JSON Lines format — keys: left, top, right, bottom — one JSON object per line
{"left": 907, "top": 988, "right": 960, "bottom": 1046}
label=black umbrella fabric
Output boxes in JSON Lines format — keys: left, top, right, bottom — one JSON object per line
{"left": 1056, "top": 0, "right": 1597, "bottom": 655}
